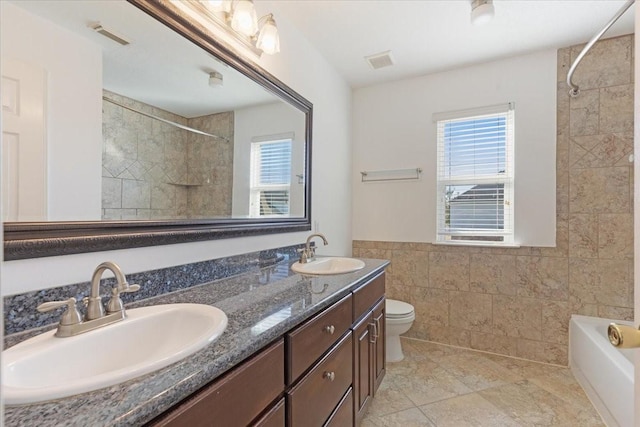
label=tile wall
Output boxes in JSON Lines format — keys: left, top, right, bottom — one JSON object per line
{"left": 353, "top": 34, "right": 634, "bottom": 365}
{"left": 101, "top": 90, "right": 233, "bottom": 219}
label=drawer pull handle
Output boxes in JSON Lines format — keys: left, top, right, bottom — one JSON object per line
{"left": 323, "top": 325, "right": 335, "bottom": 335}
{"left": 370, "top": 321, "right": 378, "bottom": 343}
{"left": 323, "top": 371, "right": 336, "bottom": 381}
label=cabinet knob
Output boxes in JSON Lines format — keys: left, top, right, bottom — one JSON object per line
{"left": 323, "top": 325, "right": 335, "bottom": 335}
{"left": 323, "top": 371, "right": 335, "bottom": 381}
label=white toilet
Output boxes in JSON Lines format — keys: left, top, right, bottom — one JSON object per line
{"left": 385, "top": 299, "right": 415, "bottom": 362}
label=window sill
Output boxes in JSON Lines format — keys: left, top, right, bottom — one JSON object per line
{"left": 432, "top": 241, "right": 521, "bottom": 249}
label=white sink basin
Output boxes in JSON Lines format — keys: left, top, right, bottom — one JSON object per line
{"left": 291, "top": 257, "right": 365, "bottom": 275}
{"left": 2, "top": 303, "right": 227, "bottom": 405}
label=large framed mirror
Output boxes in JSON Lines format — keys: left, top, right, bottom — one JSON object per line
{"left": 2, "top": 0, "right": 312, "bottom": 260}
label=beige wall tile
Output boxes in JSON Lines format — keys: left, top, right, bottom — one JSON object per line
{"left": 597, "top": 305, "right": 634, "bottom": 321}
{"left": 469, "top": 254, "right": 517, "bottom": 295}
{"left": 598, "top": 213, "right": 633, "bottom": 259}
{"left": 429, "top": 252, "right": 469, "bottom": 291}
{"left": 569, "top": 167, "right": 630, "bottom": 213}
{"left": 493, "top": 295, "right": 542, "bottom": 341}
{"left": 449, "top": 291, "right": 493, "bottom": 334}
{"left": 570, "top": 35, "right": 632, "bottom": 90}
{"left": 569, "top": 258, "right": 630, "bottom": 307}
{"left": 516, "top": 256, "right": 568, "bottom": 300}
{"left": 391, "top": 249, "right": 429, "bottom": 288}
{"left": 569, "top": 88, "right": 599, "bottom": 137}
{"left": 412, "top": 287, "right": 449, "bottom": 327}
{"left": 568, "top": 214, "right": 598, "bottom": 258}
{"left": 600, "top": 84, "right": 634, "bottom": 134}
{"left": 541, "top": 301, "right": 570, "bottom": 345}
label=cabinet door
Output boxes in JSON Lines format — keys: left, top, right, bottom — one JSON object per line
{"left": 372, "top": 298, "right": 386, "bottom": 394}
{"left": 352, "top": 313, "right": 373, "bottom": 425}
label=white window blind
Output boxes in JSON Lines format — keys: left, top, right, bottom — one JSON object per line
{"left": 250, "top": 138, "right": 292, "bottom": 217}
{"left": 435, "top": 104, "right": 514, "bottom": 244}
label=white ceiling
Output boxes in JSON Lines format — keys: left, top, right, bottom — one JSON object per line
{"left": 264, "top": 0, "right": 636, "bottom": 88}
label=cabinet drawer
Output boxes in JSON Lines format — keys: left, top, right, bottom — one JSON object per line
{"left": 287, "top": 332, "right": 353, "bottom": 426}
{"left": 148, "top": 339, "right": 284, "bottom": 427}
{"left": 252, "top": 398, "right": 285, "bottom": 427}
{"left": 353, "top": 273, "right": 385, "bottom": 322}
{"left": 287, "top": 294, "right": 353, "bottom": 384}
{"left": 325, "top": 387, "right": 353, "bottom": 427}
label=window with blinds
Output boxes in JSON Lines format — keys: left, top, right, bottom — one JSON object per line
{"left": 250, "top": 138, "right": 292, "bottom": 217}
{"left": 435, "top": 103, "right": 514, "bottom": 244}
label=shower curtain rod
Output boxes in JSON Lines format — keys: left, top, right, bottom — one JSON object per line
{"left": 102, "top": 96, "right": 230, "bottom": 142}
{"left": 566, "top": 0, "right": 635, "bottom": 97}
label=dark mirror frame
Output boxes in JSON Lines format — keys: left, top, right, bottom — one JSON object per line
{"left": 3, "top": 0, "right": 312, "bottom": 261}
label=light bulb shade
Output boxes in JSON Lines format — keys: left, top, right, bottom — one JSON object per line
{"left": 206, "top": 0, "right": 231, "bottom": 13}
{"left": 256, "top": 16, "right": 280, "bottom": 54}
{"left": 231, "top": 0, "right": 259, "bottom": 36}
{"left": 470, "top": 0, "right": 494, "bottom": 25}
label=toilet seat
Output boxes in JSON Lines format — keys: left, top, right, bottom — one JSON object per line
{"left": 386, "top": 299, "right": 414, "bottom": 318}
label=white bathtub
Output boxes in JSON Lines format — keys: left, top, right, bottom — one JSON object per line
{"left": 569, "top": 315, "right": 635, "bottom": 427}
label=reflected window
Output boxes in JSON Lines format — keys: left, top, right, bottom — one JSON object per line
{"left": 250, "top": 138, "right": 292, "bottom": 217}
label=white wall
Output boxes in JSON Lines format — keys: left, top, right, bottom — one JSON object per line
{"left": 352, "top": 49, "right": 557, "bottom": 247}
{"left": 1, "top": 2, "right": 352, "bottom": 296}
{"left": 232, "top": 102, "right": 306, "bottom": 217}
{"left": 1, "top": 2, "right": 103, "bottom": 221}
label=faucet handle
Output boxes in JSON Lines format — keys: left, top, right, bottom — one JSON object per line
{"left": 121, "top": 283, "right": 140, "bottom": 293}
{"left": 106, "top": 283, "right": 140, "bottom": 314}
{"left": 37, "top": 297, "right": 82, "bottom": 326}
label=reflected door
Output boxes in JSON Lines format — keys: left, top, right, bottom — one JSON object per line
{"left": 1, "top": 58, "right": 47, "bottom": 221}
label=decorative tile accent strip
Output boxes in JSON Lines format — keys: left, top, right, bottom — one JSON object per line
{"left": 3, "top": 244, "right": 302, "bottom": 336}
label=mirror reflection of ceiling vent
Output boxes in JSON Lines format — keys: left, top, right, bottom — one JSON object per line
{"left": 89, "top": 22, "right": 130, "bottom": 46}
{"left": 365, "top": 50, "right": 395, "bottom": 70}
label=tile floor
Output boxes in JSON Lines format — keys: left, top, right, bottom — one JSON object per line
{"left": 362, "top": 338, "right": 604, "bottom": 427}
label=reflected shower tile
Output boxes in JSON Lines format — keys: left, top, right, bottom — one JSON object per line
{"left": 102, "top": 177, "right": 122, "bottom": 209}
{"left": 600, "top": 84, "right": 634, "bottom": 134}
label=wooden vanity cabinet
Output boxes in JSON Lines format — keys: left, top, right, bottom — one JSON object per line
{"left": 147, "top": 271, "right": 386, "bottom": 427}
{"left": 147, "top": 339, "right": 285, "bottom": 427}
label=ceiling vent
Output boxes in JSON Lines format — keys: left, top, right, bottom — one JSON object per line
{"left": 89, "top": 22, "right": 130, "bottom": 46}
{"left": 365, "top": 50, "right": 395, "bottom": 70}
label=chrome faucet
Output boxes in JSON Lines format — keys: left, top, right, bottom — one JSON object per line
{"left": 37, "top": 261, "right": 140, "bottom": 337}
{"left": 299, "top": 233, "right": 328, "bottom": 263}
{"left": 86, "top": 261, "right": 139, "bottom": 320}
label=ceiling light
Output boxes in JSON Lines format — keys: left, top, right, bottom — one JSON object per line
{"left": 209, "top": 71, "right": 223, "bottom": 87}
{"left": 470, "top": 0, "right": 494, "bottom": 26}
{"left": 230, "top": 0, "right": 259, "bottom": 37}
{"left": 256, "top": 14, "right": 280, "bottom": 55}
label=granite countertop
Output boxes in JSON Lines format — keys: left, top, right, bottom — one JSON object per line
{"left": 3, "top": 257, "right": 389, "bottom": 427}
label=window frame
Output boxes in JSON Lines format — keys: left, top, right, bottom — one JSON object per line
{"left": 249, "top": 137, "right": 293, "bottom": 218}
{"left": 434, "top": 103, "right": 515, "bottom": 245}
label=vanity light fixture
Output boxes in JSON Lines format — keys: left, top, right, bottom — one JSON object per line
{"left": 470, "top": 0, "right": 494, "bottom": 26}
{"left": 202, "top": 0, "right": 280, "bottom": 55}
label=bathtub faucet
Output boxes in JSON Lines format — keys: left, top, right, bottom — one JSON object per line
{"left": 608, "top": 322, "right": 640, "bottom": 348}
